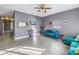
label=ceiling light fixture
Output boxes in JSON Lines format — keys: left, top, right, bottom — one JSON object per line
{"left": 34, "top": 4, "right": 51, "bottom": 13}
{"left": 0, "top": 16, "right": 12, "bottom": 20}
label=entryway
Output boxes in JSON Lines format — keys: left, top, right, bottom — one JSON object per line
{"left": 0, "top": 16, "right": 14, "bottom": 40}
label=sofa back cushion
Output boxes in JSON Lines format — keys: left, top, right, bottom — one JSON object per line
{"left": 75, "top": 47, "right": 79, "bottom": 54}
{"left": 45, "top": 30, "right": 53, "bottom": 33}
{"left": 75, "top": 35, "right": 79, "bottom": 41}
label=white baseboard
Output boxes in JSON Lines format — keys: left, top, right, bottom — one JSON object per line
{"left": 14, "top": 35, "right": 29, "bottom": 40}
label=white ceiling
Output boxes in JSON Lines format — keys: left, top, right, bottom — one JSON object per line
{"left": 0, "top": 4, "right": 79, "bottom": 17}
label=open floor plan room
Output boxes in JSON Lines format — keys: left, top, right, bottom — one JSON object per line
{"left": 0, "top": 4, "right": 79, "bottom": 55}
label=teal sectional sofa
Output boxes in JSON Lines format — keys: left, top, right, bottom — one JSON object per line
{"left": 61, "top": 35, "right": 79, "bottom": 55}
{"left": 61, "top": 36, "right": 75, "bottom": 45}
{"left": 68, "top": 41, "right": 79, "bottom": 55}
{"left": 40, "top": 30, "right": 59, "bottom": 38}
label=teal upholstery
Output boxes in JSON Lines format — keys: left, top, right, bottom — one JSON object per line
{"left": 70, "top": 41, "right": 79, "bottom": 47}
{"left": 75, "top": 35, "right": 79, "bottom": 41}
{"left": 61, "top": 35, "right": 79, "bottom": 55}
{"left": 68, "top": 46, "right": 76, "bottom": 55}
{"left": 40, "top": 30, "right": 59, "bottom": 38}
{"left": 61, "top": 36, "right": 75, "bottom": 45}
{"left": 67, "top": 41, "right": 79, "bottom": 55}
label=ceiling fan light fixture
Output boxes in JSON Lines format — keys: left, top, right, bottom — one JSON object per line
{"left": 34, "top": 4, "right": 51, "bottom": 13}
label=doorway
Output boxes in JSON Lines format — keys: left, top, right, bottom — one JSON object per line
{"left": 3, "top": 20, "right": 11, "bottom": 38}
{"left": 0, "top": 16, "right": 14, "bottom": 40}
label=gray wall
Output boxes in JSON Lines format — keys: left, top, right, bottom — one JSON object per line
{"left": 14, "top": 11, "right": 42, "bottom": 38}
{"left": 43, "top": 8, "right": 79, "bottom": 36}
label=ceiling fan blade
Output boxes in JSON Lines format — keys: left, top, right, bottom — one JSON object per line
{"left": 37, "top": 10, "right": 40, "bottom": 12}
{"left": 45, "top": 8, "right": 51, "bottom": 9}
{"left": 44, "top": 10, "right": 46, "bottom": 13}
{"left": 34, "top": 7, "right": 40, "bottom": 9}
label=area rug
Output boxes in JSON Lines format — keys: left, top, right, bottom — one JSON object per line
{"left": 0, "top": 46, "right": 45, "bottom": 55}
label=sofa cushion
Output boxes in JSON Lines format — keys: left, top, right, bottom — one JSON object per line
{"left": 75, "top": 35, "right": 79, "bottom": 42}
{"left": 61, "top": 36, "right": 75, "bottom": 45}
{"left": 45, "top": 30, "right": 53, "bottom": 33}
{"left": 68, "top": 47, "right": 76, "bottom": 55}
{"left": 75, "top": 47, "right": 79, "bottom": 54}
{"left": 71, "top": 41, "right": 79, "bottom": 47}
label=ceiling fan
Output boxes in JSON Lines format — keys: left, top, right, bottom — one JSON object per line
{"left": 34, "top": 4, "right": 51, "bottom": 13}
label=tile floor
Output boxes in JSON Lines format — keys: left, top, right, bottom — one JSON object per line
{"left": 0, "top": 46, "right": 46, "bottom": 55}
{"left": 0, "top": 33, "right": 69, "bottom": 55}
